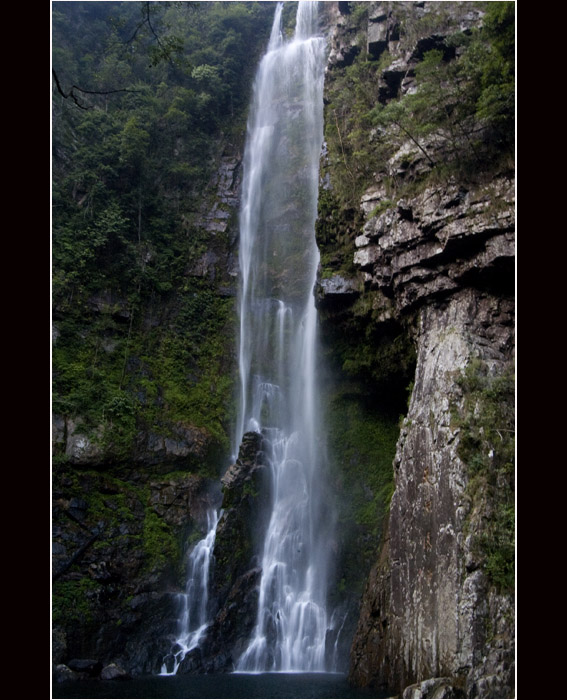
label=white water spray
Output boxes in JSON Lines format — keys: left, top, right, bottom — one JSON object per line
{"left": 160, "top": 509, "right": 219, "bottom": 675}
{"left": 234, "top": 1, "right": 333, "bottom": 673}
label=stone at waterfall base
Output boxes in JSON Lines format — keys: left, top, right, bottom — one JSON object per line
{"left": 100, "top": 663, "right": 132, "bottom": 680}
{"left": 402, "top": 677, "right": 464, "bottom": 698}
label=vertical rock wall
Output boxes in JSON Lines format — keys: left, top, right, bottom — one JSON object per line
{"left": 350, "top": 290, "right": 514, "bottom": 697}
{"left": 318, "top": 3, "right": 515, "bottom": 697}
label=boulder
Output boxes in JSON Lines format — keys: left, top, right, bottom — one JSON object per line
{"left": 402, "top": 677, "right": 462, "bottom": 698}
{"left": 53, "top": 664, "right": 78, "bottom": 683}
{"left": 67, "top": 658, "right": 102, "bottom": 676}
{"left": 100, "top": 663, "right": 132, "bottom": 681}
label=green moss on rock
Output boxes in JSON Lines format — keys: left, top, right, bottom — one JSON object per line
{"left": 326, "top": 389, "right": 399, "bottom": 601}
{"left": 454, "top": 358, "right": 515, "bottom": 593}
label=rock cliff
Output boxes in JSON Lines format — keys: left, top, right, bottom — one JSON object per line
{"left": 317, "top": 2, "right": 515, "bottom": 697}
{"left": 51, "top": 145, "right": 244, "bottom": 678}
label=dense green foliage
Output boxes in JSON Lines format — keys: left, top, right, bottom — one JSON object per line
{"left": 455, "top": 358, "right": 515, "bottom": 592}
{"left": 52, "top": 2, "right": 274, "bottom": 469}
{"left": 315, "top": 187, "right": 362, "bottom": 278}
{"left": 51, "top": 465, "right": 191, "bottom": 640}
{"left": 53, "top": 577, "right": 103, "bottom": 626}
{"left": 323, "top": 1, "right": 515, "bottom": 213}
{"left": 326, "top": 389, "right": 399, "bottom": 601}
{"left": 320, "top": 303, "right": 416, "bottom": 601}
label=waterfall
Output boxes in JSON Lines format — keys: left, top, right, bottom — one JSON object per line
{"left": 160, "top": 509, "right": 219, "bottom": 676}
{"left": 234, "top": 1, "right": 333, "bottom": 673}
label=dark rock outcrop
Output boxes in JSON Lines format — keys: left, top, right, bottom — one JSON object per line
{"left": 52, "top": 465, "right": 220, "bottom": 677}
{"left": 177, "top": 431, "right": 269, "bottom": 673}
{"left": 211, "top": 431, "right": 268, "bottom": 605}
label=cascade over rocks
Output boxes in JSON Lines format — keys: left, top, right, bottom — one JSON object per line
{"left": 177, "top": 431, "right": 269, "bottom": 673}
{"left": 52, "top": 462, "right": 221, "bottom": 677}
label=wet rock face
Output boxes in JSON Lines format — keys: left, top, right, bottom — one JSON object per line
{"left": 189, "top": 152, "right": 242, "bottom": 289}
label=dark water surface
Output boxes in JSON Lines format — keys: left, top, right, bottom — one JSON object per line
{"left": 52, "top": 672, "right": 391, "bottom": 699}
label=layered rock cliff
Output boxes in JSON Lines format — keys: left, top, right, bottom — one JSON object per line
{"left": 317, "top": 2, "right": 515, "bottom": 697}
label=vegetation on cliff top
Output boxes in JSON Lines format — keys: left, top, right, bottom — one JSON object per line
{"left": 322, "top": 1, "right": 515, "bottom": 216}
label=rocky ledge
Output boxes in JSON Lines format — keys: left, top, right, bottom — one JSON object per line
{"left": 353, "top": 177, "right": 514, "bottom": 313}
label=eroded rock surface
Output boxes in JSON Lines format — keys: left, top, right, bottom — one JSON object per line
{"left": 317, "top": 3, "right": 515, "bottom": 697}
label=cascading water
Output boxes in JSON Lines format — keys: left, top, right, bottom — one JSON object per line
{"left": 234, "top": 1, "right": 333, "bottom": 673}
{"left": 160, "top": 509, "right": 219, "bottom": 675}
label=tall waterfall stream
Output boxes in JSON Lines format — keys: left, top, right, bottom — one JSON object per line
{"left": 162, "top": 0, "right": 336, "bottom": 676}
{"left": 234, "top": 0, "right": 331, "bottom": 673}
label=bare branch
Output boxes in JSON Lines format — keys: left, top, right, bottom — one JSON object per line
{"left": 52, "top": 69, "right": 143, "bottom": 110}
